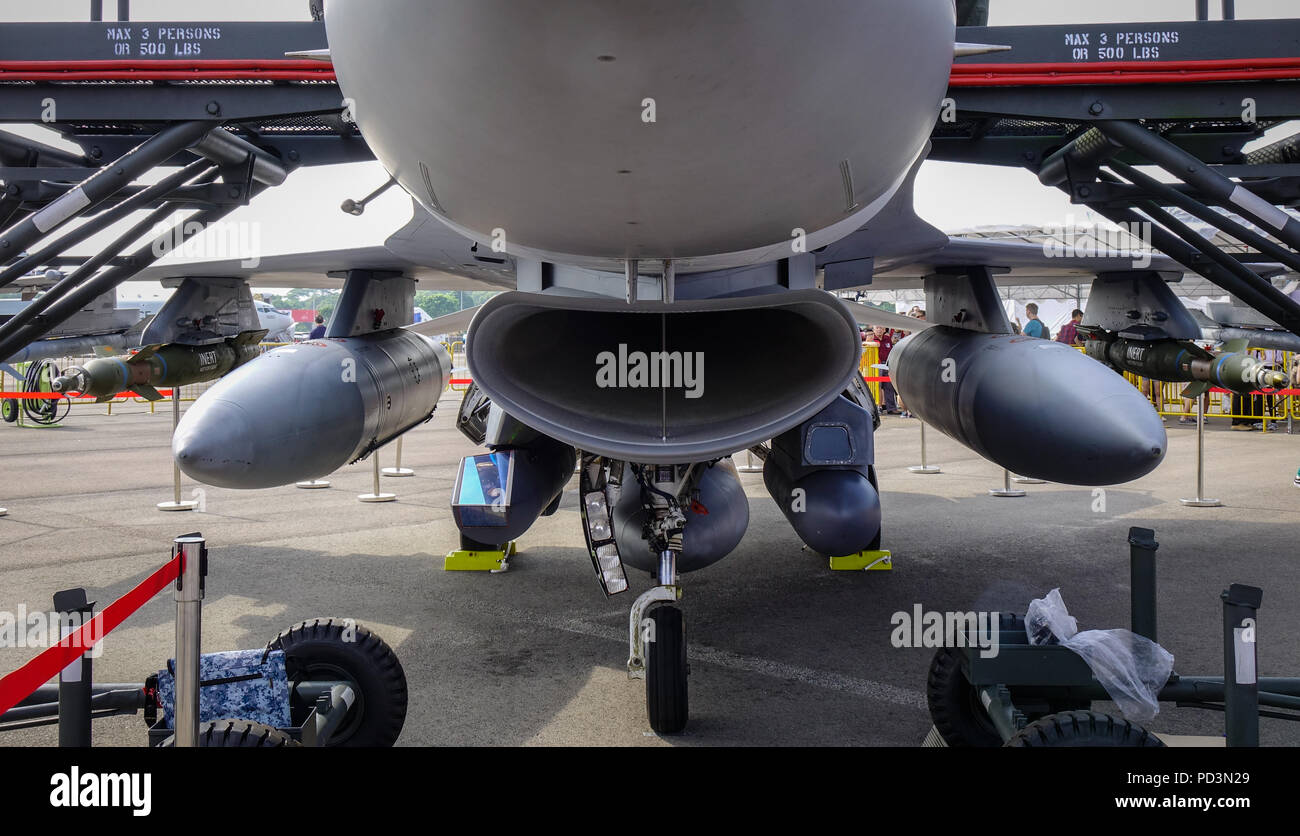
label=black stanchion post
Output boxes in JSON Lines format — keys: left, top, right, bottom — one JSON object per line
{"left": 1222, "top": 583, "right": 1262, "bottom": 747}
{"left": 1128, "top": 527, "right": 1158, "bottom": 643}
{"left": 52, "top": 588, "right": 95, "bottom": 748}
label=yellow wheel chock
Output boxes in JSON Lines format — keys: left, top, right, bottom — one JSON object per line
{"left": 444, "top": 541, "right": 517, "bottom": 573}
{"left": 828, "top": 549, "right": 893, "bottom": 572}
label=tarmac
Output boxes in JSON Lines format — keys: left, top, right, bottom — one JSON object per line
{"left": 1, "top": 387, "right": 1298, "bottom": 746}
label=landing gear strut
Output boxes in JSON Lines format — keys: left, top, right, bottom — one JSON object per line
{"left": 624, "top": 464, "right": 695, "bottom": 734}
{"left": 585, "top": 457, "right": 700, "bottom": 734}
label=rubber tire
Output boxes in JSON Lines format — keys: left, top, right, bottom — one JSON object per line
{"left": 161, "top": 718, "right": 300, "bottom": 747}
{"left": 1, "top": 399, "right": 16, "bottom": 423}
{"left": 1004, "top": 710, "right": 1165, "bottom": 748}
{"left": 926, "top": 647, "right": 1002, "bottom": 747}
{"left": 267, "top": 618, "right": 407, "bottom": 747}
{"left": 646, "top": 606, "right": 688, "bottom": 734}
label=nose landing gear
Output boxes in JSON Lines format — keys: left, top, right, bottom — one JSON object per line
{"left": 627, "top": 563, "right": 688, "bottom": 735}
{"left": 585, "top": 458, "right": 700, "bottom": 734}
{"left": 624, "top": 464, "right": 694, "bottom": 734}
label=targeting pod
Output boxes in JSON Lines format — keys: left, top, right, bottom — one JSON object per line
{"left": 763, "top": 381, "right": 882, "bottom": 557}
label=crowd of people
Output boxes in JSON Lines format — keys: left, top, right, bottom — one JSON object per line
{"left": 861, "top": 306, "right": 927, "bottom": 416}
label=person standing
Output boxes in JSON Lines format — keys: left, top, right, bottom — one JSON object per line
{"left": 865, "top": 325, "right": 900, "bottom": 414}
{"left": 309, "top": 315, "right": 326, "bottom": 340}
{"left": 1022, "top": 303, "right": 1050, "bottom": 339}
{"left": 1055, "top": 309, "right": 1084, "bottom": 346}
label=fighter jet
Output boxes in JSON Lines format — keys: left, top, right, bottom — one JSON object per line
{"left": 136, "top": 0, "right": 1247, "bottom": 733}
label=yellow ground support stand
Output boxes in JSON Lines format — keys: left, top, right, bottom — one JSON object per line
{"left": 444, "top": 541, "right": 516, "bottom": 572}
{"left": 828, "top": 549, "right": 893, "bottom": 572}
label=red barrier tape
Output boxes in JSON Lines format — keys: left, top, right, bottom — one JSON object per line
{"left": 7, "top": 382, "right": 1298, "bottom": 398}
{"left": 0, "top": 555, "right": 181, "bottom": 718}
{"left": 0, "top": 390, "right": 174, "bottom": 400}
{"left": 1210, "top": 387, "right": 1300, "bottom": 397}
{"left": 857, "top": 377, "right": 1300, "bottom": 397}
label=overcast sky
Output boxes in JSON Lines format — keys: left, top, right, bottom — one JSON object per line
{"left": 3, "top": 0, "right": 1296, "bottom": 294}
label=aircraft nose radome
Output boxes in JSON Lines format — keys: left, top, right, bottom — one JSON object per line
{"left": 173, "top": 398, "right": 260, "bottom": 489}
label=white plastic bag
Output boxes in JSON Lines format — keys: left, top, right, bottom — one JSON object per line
{"left": 1025, "top": 588, "right": 1174, "bottom": 722}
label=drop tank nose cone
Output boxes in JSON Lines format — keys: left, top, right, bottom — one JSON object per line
{"left": 173, "top": 398, "right": 261, "bottom": 489}
{"left": 892, "top": 328, "right": 1167, "bottom": 485}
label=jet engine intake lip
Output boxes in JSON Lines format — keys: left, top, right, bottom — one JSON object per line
{"left": 466, "top": 289, "right": 862, "bottom": 464}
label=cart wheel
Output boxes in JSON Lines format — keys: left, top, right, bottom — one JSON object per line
{"left": 1004, "top": 710, "right": 1165, "bottom": 747}
{"left": 160, "top": 718, "right": 300, "bottom": 747}
{"left": 646, "top": 605, "right": 688, "bottom": 734}
{"left": 1, "top": 399, "right": 16, "bottom": 423}
{"left": 1015, "top": 693, "right": 1092, "bottom": 721}
{"left": 267, "top": 618, "right": 407, "bottom": 747}
{"left": 926, "top": 647, "right": 1002, "bottom": 747}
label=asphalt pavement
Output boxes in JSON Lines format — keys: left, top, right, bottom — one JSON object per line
{"left": 1, "top": 389, "right": 1297, "bottom": 746}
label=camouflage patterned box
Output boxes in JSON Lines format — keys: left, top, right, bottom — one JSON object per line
{"left": 156, "top": 649, "right": 291, "bottom": 729}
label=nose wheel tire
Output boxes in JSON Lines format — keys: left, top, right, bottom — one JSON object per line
{"left": 646, "top": 605, "right": 689, "bottom": 734}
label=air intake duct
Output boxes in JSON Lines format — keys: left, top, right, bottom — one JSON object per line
{"left": 466, "top": 290, "right": 862, "bottom": 464}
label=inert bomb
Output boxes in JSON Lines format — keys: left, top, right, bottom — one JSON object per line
{"left": 51, "top": 330, "right": 266, "bottom": 402}
{"left": 1084, "top": 334, "right": 1288, "bottom": 397}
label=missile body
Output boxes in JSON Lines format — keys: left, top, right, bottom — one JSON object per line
{"left": 173, "top": 329, "right": 451, "bottom": 489}
{"left": 51, "top": 331, "right": 265, "bottom": 402}
{"left": 890, "top": 327, "right": 1167, "bottom": 485}
{"left": 4, "top": 333, "right": 131, "bottom": 366}
{"left": 1084, "top": 336, "right": 1288, "bottom": 396}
